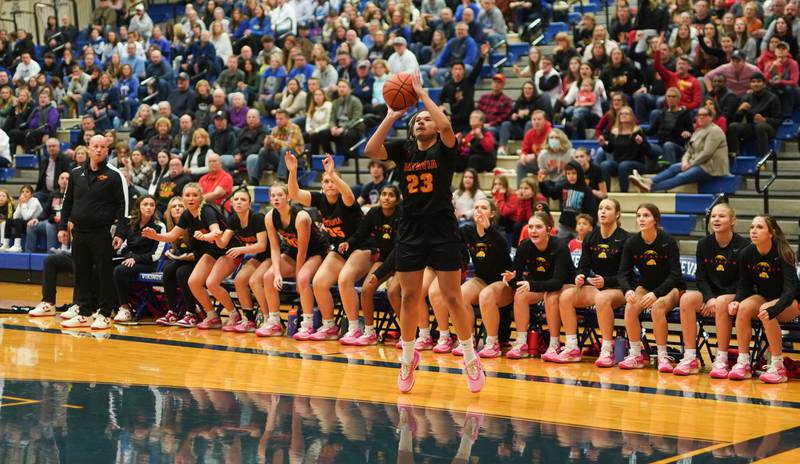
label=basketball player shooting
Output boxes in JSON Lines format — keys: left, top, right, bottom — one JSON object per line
{"left": 364, "top": 70, "right": 486, "bottom": 394}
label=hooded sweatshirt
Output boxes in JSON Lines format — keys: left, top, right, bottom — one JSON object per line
{"left": 539, "top": 160, "right": 593, "bottom": 228}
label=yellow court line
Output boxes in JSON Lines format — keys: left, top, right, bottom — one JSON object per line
{"left": 754, "top": 448, "right": 800, "bottom": 463}
{"left": 62, "top": 404, "right": 83, "bottom": 409}
{"left": 651, "top": 442, "right": 735, "bottom": 464}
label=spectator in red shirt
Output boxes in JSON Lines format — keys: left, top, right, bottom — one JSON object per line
{"left": 764, "top": 41, "right": 799, "bottom": 117}
{"left": 198, "top": 153, "right": 234, "bottom": 210}
{"left": 457, "top": 110, "right": 496, "bottom": 172}
{"left": 654, "top": 45, "right": 702, "bottom": 117}
{"left": 516, "top": 110, "right": 551, "bottom": 187}
{"left": 476, "top": 73, "right": 513, "bottom": 138}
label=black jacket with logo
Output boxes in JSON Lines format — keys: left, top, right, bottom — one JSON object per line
{"left": 60, "top": 160, "right": 129, "bottom": 237}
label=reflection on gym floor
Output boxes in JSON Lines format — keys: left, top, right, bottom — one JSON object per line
{"left": 0, "top": 379, "right": 731, "bottom": 463}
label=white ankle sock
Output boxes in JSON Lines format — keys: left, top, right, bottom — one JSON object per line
{"left": 683, "top": 349, "right": 697, "bottom": 360}
{"left": 402, "top": 340, "right": 415, "bottom": 364}
{"left": 548, "top": 338, "right": 560, "bottom": 351}
{"left": 486, "top": 335, "right": 498, "bottom": 346}
{"left": 322, "top": 318, "right": 335, "bottom": 329}
{"left": 364, "top": 325, "right": 375, "bottom": 336}
{"left": 515, "top": 331, "right": 527, "bottom": 345}
{"left": 460, "top": 337, "right": 476, "bottom": 363}
{"left": 601, "top": 339, "right": 614, "bottom": 351}
{"left": 629, "top": 341, "right": 642, "bottom": 357}
{"left": 348, "top": 319, "right": 360, "bottom": 333}
{"left": 439, "top": 329, "right": 450, "bottom": 340}
{"left": 737, "top": 352, "right": 751, "bottom": 364}
{"left": 565, "top": 334, "right": 578, "bottom": 349}
{"left": 301, "top": 314, "right": 313, "bottom": 328}
{"left": 269, "top": 312, "right": 281, "bottom": 323}
{"left": 419, "top": 327, "right": 431, "bottom": 339}
{"left": 772, "top": 355, "right": 784, "bottom": 366}
{"left": 657, "top": 345, "right": 668, "bottom": 358}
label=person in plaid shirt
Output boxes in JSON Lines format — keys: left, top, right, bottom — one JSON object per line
{"left": 249, "top": 109, "right": 305, "bottom": 183}
{"left": 476, "top": 73, "right": 513, "bottom": 139}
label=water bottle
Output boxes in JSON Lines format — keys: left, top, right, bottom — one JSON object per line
{"left": 614, "top": 336, "right": 628, "bottom": 365}
{"left": 527, "top": 331, "right": 539, "bottom": 356}
{"left": 287, "top": 309, "right": 298, "bottom": 337}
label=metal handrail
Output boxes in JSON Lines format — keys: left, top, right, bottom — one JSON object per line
{"left": 346, "top": 116, "right": 368, "bottom": 185}
{"left": 704, "top": 193, "right": 728, "bottom": 234}
{"left": 11, "top": 11, "right": 41, "bottom": 44}
{"left": 755, "top": 149, "right": 778, "bottom": 214}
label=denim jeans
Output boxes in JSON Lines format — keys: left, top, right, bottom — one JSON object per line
{"left": 649, "top": 142, "right": 686, "bottom": 165}
{"left": 499, "top": 120, "right": 525, "bottom": 146}
{"left": 650, "top": 163, "right": 713, "bottom": 192}
{"left": 516, "top": 160, "right": 539, "bottom": 187}
{"left": 246, "top": 146, "right": 297, "bottom": 182}
{"left": 633, "top": 93, "right": 664, "bottom": 124}
{"left": 600, "top": 159, "right": 647, "bottom": 192}
{"left": 25, "top": 220, "right": 58, "bottom": 253}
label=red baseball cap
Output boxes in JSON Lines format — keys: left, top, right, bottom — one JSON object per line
{"left": 492, "top": 73, "right": 506, "bottom": 83}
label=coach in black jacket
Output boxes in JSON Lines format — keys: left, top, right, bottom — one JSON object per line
{"left": 58, "top": 135, "right": 129, "bottom": 329}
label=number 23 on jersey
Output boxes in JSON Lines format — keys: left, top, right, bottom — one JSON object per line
{"left": 406, "top": 173, "right": 433, "bottom": 194}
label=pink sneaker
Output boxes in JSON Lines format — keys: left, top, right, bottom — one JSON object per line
{"left": 256, "top": 321, "right": 284, "bottom": 337}
{"left": 478, "top": 342, "right": 501, "bottom": 358}
{"left": 759, "top": 363, "right": 788, "bottom": 384}
{"left": 292, "top": 325, "right": 316, "bottom": 340}
{"left": 414, "top": 335, "right": 434, "bottom": 351}
{"left": 552, "top": 347, "right": 582, "bottom": 363}
{"left": 506, "top": 343, "right": 529, "bottom": 359}
{"left": 175, "top": 314, "right": 198, "bottom": 328}
{"left": 709, "top": 358, "right": 730, "bottom": 379}
{"left": 352, "top": 332, "right": 378, "bottom": 346}
{"left": 398, "top": 350, "right": 421, "bottom": 393}
{"left": 673, "top": 358, "right": 700, "bottom": 376}
{"left": 595, "top": 351, "right": 614, "bottom": 368}
{"left": 432, "top": 336, "right": 454, "bottom": 353}
{"left": 658, "top": 356, "right": 675, "bottom": 373}
{"left": 727, "top": 362, "right": 752, "bottom": 380}
{"left": 541, "top": 347, "right": 560, "bottom": 362}
{"left": 197, "top": 316, "right": 222, "bottom": 330}
{"left": 308, "top": 325, "right": 339, "bottom": 341}
{"left": 339, "top": 330, "right": 363, "bottom": 345}
{"left": 464, "top": 357, "right": 486, "bottom": 393}
{"left": 618, "top": 354, "right": 646, "bottom": 369}
{"left": 233, "top": 320, "right": 257, "bottom": 333}
{"left": 224, "top": 310, "right": 242, "bottom": 327}
{"left": 155, "top": 310, "right": 179, "bottom": 326}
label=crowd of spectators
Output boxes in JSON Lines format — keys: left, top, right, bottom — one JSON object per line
{"left": 0, "top": 0, "right": 798, "bottom": 253}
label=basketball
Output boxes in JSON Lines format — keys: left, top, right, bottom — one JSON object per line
{"left": 382, "top": 72, "right": 419, "bottom": 111}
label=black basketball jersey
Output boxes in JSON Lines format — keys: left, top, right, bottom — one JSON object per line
{"left": 309, "top": 192, "right": 363, "bottom": 247}
{"left": 272, "top": 206, "right": 328, "bottom": 254}
{"left": 385, "top": 136, "right": 458, "bottom": 218}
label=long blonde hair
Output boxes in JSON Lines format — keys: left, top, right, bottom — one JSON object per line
{"left": 611, "top": 105, "right": 640, "bottom": 135}
{"left": 165, "top": 196, "right": 190, "bottom": 249}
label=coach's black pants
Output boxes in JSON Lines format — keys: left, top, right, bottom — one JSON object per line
{"left": 162, "top": 260, "right": 196, "bottom": 315}
{"left": 73, "top": 228, "right": 116, "bottom": 317}
{"left": 113, "top": 262, "right": 156, "bottom": 307}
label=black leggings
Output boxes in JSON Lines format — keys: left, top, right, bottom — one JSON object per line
{"left": 113, "top": 262, "right": 157, "bottom": 307}
{"left": 162, "top": 260, "right": 196, "bottom": 315}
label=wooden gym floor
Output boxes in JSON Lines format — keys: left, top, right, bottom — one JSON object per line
{"left": 0, "top": 283, "right": 798, "bottom": 463}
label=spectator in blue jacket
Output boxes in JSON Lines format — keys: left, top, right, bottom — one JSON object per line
{"left": 429, "top": 22, "right": 478, "bottom": 86}
{"left": 118, "top": 64, "right": 140, "bottom": 122}
{"left": 350, "top": 60, "right": 375, "bottom": 108}
{"left": 183, "top": 31, "right": 218, "bottom": 81}
{"left": 145, "top": 49, "right": 174, "bottom": 86}
{"left": 287, "top": 53, "right": 315, "bottom": 90}
{"left": 121, "top": 41, "right": 146, "bottom": 79}
{"left": 455, "top": 0, "right": 480, "bottom": 20}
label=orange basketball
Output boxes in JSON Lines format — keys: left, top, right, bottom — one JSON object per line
{"left": 383, "top": 72, "right": 419, "bottom": 111}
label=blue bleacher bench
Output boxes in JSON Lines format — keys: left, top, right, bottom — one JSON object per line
{"left": 15, "top": 154, "right": 38, "bottom": 169}
{"left": 674, "top": 194, "right": 715, "bottom": 214}
{"left": 0, "top": 167, "right": 15, "bottom": 182}
{"left": 730, "top": 156, "right": 758, "bottom": 175}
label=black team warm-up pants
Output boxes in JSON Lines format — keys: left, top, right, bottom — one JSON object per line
{"left": 72, "top": 228, "right": 116, "bottom": 317}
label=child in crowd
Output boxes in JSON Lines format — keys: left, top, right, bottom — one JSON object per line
{"left": 569, "top": 214, "right": 594, "bottom": 253}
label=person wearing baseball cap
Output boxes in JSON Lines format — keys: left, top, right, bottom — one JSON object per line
{"left": 129, "top": 3, "right": 154, "bottom": 42}
{"left": 388, "top": 36, "right": 419, "bottom": 74}
{"left": 703, "top": 48, "right": 761, "bottom": 97}
{"left": 726, "top": 70, "right": 782, "bottom": 158}
{"left": 476, "top": 72, "right": 513, "bottom": 135}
